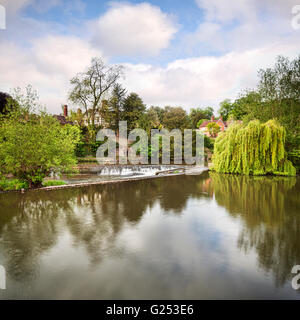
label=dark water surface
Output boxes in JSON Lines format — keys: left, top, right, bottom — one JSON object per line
{"left": 0, "top": 173, "right": 299, "bottom": 299}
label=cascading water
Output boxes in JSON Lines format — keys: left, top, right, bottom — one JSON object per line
{"left": 61, "top": 165, "right": 208, "bottom": 185}
{"left": 97, "top": 165, "right": 179, "bottom": 177}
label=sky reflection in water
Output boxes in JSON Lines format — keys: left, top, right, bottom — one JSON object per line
{"left": 0, "top": 172, "right": 299, "bottom": 299}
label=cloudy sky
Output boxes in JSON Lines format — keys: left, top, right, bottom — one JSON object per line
{"left": 0, "top": 0, "right": 299, "bottom": 113}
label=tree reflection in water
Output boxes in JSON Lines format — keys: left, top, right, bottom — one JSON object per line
{"left": 210, "top": 173, "right": 300, "bottom": 287}
{"left": 0, "top": 172, "right": 299, "bottom": 295}
{"left": 0, "top": 175, "right": 211, "bottom": 282}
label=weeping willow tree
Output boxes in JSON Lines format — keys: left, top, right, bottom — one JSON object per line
{"left": 212, "top": 119, "right": 296, "bottom": 176}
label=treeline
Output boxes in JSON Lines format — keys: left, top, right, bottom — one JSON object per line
{"left": 66, "top": 58, "right": 215, "bottom": 157}
{"left": 68, "top": 58, "right": 215, "bottom": 134}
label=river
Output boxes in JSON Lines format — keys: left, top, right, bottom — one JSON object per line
{"left": 0, "top": 172, "right": 299, "bottom": 299}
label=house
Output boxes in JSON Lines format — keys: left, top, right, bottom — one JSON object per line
{"left": 79, "top": 108, "right": 104, "bottom": 127}
{"left": 199, "top": 116, "right": 228, "bottom": 137}
{"left": 54, "top": 105, "right": 104, "bottom": 127}
{"left": 53, "top": 105, "right": 73, "bottom": 125}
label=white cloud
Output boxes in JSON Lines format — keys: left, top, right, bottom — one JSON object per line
{"left": 91, "top": 2, "right": 177, "bottom": 57}
{"left": 123, "top": 42, "right": 299, "bottom": 110}
{"left": 195, "top": 0, "right": 255, "bottom": 23}
{"left": 190, "top": 0, "right": 300, "bottom": 54}
{"left": 0, "top": 0, "right": 299, "bottom": 115}
{"left": 195, "top": 0, "right": 299, "bottom": 23}
{"left": 0, "top": 0, "right": 32, "bottom": 14}
{"left": 0, "top": 37, "right": 298, "bottom": 114}
{"left": 0, "top": 36, "right": 103, "bottom": 113}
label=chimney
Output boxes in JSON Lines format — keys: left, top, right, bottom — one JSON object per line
{"left": 211, "top": 115, "right": 215, "bottom": 121}
{"left": 63, "top": 105, "right": 68, "bottom": 118}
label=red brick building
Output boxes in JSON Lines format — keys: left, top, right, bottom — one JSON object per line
{"left": 199, "top": 116, "right": 228, "bottom": 137}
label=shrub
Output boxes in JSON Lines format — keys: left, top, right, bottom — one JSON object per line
{"left": 0, "top": 112, "right": 80, "bottom": 188}
{"left": 0, "top": 179, "right": 29, "bottom": 191}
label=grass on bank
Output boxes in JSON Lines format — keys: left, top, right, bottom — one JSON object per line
{"left": 0, "top": 178, "right": 67, "bottom": 191}
{"left": 42, "top": 180, "right": 67, "bottom": 187}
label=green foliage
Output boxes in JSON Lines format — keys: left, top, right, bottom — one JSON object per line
{"left": 69, "top": 57, "right": 123, "bottom": 129}
{"left": 230, "top": 91, "right": 262, "bottom": 120}
{"left": 288, "top": 149, "right": 300, "bottom": 172}
{"left": 0, "top": 92, "right": 16, "bottom": 115}
{"left": 0, "top": 178, "right": 28, "bottom": 191}
{"left": 137, "top": 107, "right": 160, "bottom": 133}
{"left": 149, "top": 106, "right": 166, "bottom": 124}
{"left": 204, "top": 135, "right": 215, "bottom": 150}
{"left": 189, "top": 107, "right": 214, "bottom": 128}
{"left": 123, "top": 93, "right": 146, "bottom": 131}
{"left": 197, "top": 119, "right": 209, "bottom": 128}
{"left": 0, "top": 90, "right": 80, "bottom": 187}
{"left": 219, "top": 56, "right": 300, "bottom": 169}
{"left": 218, "top": 99, "right": 233, "bottom": 121}
{"left": 0, "top": 178, "right": 29, "bottom": 191}
{"left": 206, "top": 122, "right": 220, "bottom": 137}
{"left": 162, "top": 106, "right": 188, "bottom": 130}
{"left": 212, "top": 119, "right": 296, "bottom": 176}
{"left": 42, "top": 180, "right": 66, "bottom": 187}
{"left": 102, "top": 83, "right": 127, "bottom": 132}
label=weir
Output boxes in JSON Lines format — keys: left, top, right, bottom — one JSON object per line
{"left": 97, "top": 165, "right": 179, "bottom": 177}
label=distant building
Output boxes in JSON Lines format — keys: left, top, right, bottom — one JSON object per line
{"left": 53, "top": 105, "right": 73, "bottom": 125}
{"left": 199, "top": 116, "right": 228, "bottom": 137}
{"left": 53, "top": 105, "right": 104, "bottom": 127}
{"left": 79, "top": 108, "right": 104, "bottom": 127}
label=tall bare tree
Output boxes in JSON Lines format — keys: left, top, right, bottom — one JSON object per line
{"left": 69, "top": 57, "right": 123, "bottom": 129}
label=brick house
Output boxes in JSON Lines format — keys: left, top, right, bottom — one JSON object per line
{"left": 199, "top": 116, "right": 228, "bottom": 137}
{"left": 53, "top": 105, "right": 74, "bottom": 125}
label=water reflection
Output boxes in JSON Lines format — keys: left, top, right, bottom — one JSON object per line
{"left": 210, "top": 173, "right": 300, "bottom": 287}
{"left": 0, "top": 173, "right": 299, "bottom": 299}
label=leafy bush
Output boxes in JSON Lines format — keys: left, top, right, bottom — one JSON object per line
{"left": 204, "top": 136, "right": 215, "bottom": 151}
{"left": 0, "top": 179, "right": 29, "bottom": 191}
{"left": 0, "top": 112, "right": 80, "bottom": 188}
{"left": 42, "top": 180, "right": 66, "bottom": 187}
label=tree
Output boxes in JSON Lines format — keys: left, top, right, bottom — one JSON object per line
{"left": 162, "top": 106, "right": 188, "bottom": 130}
{"left": 69, "top": 57, "right": 123, "bottom": 130}
{"left": 189, "top": 107, "right": 214, "bottom": 128}
{"left": 137, "top": 107, "right": 160, "bottom": 134}
{"left": 218, "top": 99, "right": 233, "bottom": 121}
{"left": 102, "top": 83, "right": 127, "bottom": 133}
{"left": 212, "top": 120, "right": 296, "bottom": 176}
{"left": 0, "top": 89, "right": 80, "bottom": 188}
{"left": 0, "top": 92, "right": 12, "bottom": 114}
{"left": 230, "top": 56, "right": 300, "bottom": 170}
{"left": 123, "top": 93, "right": 146, "bottom": 131}
{"left": 230, "top": 90, "right": 262, "bottom": 120}
{"left": 149, "top": 106, "right": 166, "bottom": 124}
{"left": 206, "top": 122, "right": 220, "bottom": 137}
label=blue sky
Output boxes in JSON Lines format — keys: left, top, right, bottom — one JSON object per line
{"left": 0, "top": 0, "right": 299, "bottom": 113}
